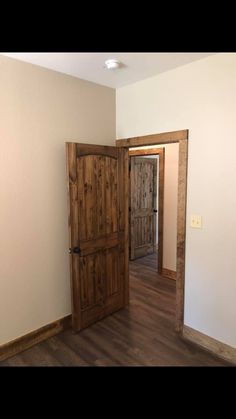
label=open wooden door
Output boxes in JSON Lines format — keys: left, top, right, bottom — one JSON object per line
{"left": 130, "top": 157, "right": 157, "bottom": 260}
{"left": 66, "top": 143, "right": 129, "bottom": 331}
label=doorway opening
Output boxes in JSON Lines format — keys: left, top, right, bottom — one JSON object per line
{"left": 116, "top": 130, "right": 188, "bottom": 332}
{"left": 128, "top": 147, "right": 164, "bottom": 276}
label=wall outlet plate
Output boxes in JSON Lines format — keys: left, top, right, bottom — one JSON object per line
{"left": 190, "top": 214, "right": 202, "bottom": 229}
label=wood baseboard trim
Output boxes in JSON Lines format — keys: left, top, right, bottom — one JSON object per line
{"left": 182, "top": 325, "right": 236, "bottom": 365}
{"left": 0, "top": 315, "right": 72, "bottom": 362}
{"left": 162, "top": 268, "right": 176, "bottom": 280}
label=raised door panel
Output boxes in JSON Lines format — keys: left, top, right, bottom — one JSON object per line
{"left": 130, "top": 157, "right": 157, "bottom": 260}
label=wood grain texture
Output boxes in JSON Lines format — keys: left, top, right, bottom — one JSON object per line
{"left": 76, "top": 143, "right": 118, "bottom": 159}
{"left": 66, "top": 143, "right": 129, "bottom": 332}
{"left": 116, "top": 129, "right": 188, "bottom": 148}
{"left": 129, "top": 147, "right": 164, "bottom": 157}
{"left": 130, "top": 157, "right": 157, "bottom": 260}
{"left": 123, "top": 148, "right": 130, "bottom": 306}
{"left": 0, "top": 315, "right": 71, "bottom": 362}
{"left": 183, "top": 325, "right": 236, "bottom": 365}
{"left": 162, "top": 268, "right": 177, "bottom": 280}
{"left": 176, "top": 139, "right": 188, "bottom": 332}
{"left": 1, "top": 255, "right": 228, "bottom": 367}
{"left": 157, "top": 149, "right": 164, "bottom": 274}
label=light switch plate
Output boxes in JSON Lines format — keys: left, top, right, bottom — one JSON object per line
{"left": 190, "top": 214, "right": 202, "bottom": 229}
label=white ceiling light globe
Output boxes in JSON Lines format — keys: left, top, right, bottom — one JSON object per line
{"left": 105, "top": 59, "right": 120, "bottom": 70}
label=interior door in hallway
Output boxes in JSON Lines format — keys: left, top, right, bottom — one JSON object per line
{"left": 130, "top": 157, "right": 157, "bottom": 260}
{"left": 66, "top": 143, "right": 129, "bottom": 331}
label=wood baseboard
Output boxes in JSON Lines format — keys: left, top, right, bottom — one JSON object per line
{"left": 0, "top": 315, "right": 72, "bottom": 362}
{"left": 161, "top": 268, "right": 176, "bottom": 280}
{"left": 182, "top": 325, "right": 236, "bottom": 365}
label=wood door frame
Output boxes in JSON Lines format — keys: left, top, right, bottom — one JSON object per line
{"left": 129, "top": 148, "right": 164, "bottom": 275}
{"left": 116, "top": 129, "right": 188, "bottom": 333}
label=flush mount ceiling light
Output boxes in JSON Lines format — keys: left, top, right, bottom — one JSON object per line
{"left": 104, "top": 59, "right": 121, "bottom": 70}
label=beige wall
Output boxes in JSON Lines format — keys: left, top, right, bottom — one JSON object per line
{"left": 130, "top": 144, "right": 179, "bottom": 271}
{"left": 0, "top": 55, "right": 116, "bottom": 345}
{"left": 116, "top": 53, "right": 236, "bottom": 348}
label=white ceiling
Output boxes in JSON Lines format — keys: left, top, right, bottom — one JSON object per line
{"left": 2, "top": 52, "right": 214, "bottom": 88}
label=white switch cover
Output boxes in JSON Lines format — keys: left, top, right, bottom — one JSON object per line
{"left": 190, "top": 214, "right": 202, "bottom": 229}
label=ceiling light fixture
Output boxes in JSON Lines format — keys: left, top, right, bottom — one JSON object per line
{"left": 104, "top": 59, "right": 121, "bottom": 70}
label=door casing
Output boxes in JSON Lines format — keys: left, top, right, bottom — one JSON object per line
{"left": 116, "top": 129, "right": 188, "bottom": 333}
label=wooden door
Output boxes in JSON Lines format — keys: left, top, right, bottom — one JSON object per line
{"left": 66, "top": 143, "right": 129, "bottom": 331}
{"left": 130, "top": 157, "right": 157, "bottom": 260}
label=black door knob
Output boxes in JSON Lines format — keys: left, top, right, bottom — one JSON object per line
{"left": 69, "top": 247, "right": 81, "bottom": 254}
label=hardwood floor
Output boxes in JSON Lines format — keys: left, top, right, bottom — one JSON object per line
{"left": 0, "top": 254, "right": 229, "bottom": 366}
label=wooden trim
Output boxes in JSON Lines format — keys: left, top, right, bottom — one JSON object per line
{"left": 116, "top": 129, "right": 188, "bottom": 148}
{"left": 182, "top": 325, "right": 236, "bottom": 365}
{"left": 117, "top": 129, "right": 188, "bottom": 333}
{"left": 129, "top": 147, "right": 164, "bottom": 274}
{"left": 0, "top": 315, "right": 72, "bottom": 362}
{"left": 158, "top": 149, "right": 164, "bottom": 275}
{"left": 176, "top": 139, "right": 188, "bottom": 332}
{"left": 130, "top": 157, "right": 135, "bottom": 260}
{"left": 123, "top": 148, "right": 130, "bottom": 305}
{"left": 129, "top": 147, "right": 164, "bottom": 156}
{"left": 162, "top": 268, "right": 177, "bottom": 281}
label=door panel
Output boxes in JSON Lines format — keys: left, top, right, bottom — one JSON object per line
{"left": 80, "top": 251, "right": 104, "bottom": 310}
{"left": 66, "top": 143, "right": 128, "bottom": 331}
{"left": 106, "top": 247, "right": 119, "bottom": 296}
{"left": 130, "top": 157, "right": 157, "bottom": 260}
{"left": 77, "top": 155, "right": 118, "bottom": 241}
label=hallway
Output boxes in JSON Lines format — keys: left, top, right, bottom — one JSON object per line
{"left": 0, "top": 255, "right": 228, "bottom": 366}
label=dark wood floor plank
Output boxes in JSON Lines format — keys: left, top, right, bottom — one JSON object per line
{"left": 80, "top": 325, "right": 142, "bottom": 365}
{"left": 19, "top": 343, "right": 63, "bottom": 366}
{"left": 58, "top": 330, "right": 103, "bottom": 365}
{"left": 40, "top": 336, "right": 89, "bottom": 366}
{"left": 4, "top": 355, "right": 27, "bottom": 366}
{"left": 0, "top": 253, "right": 229, "bottom": 366}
